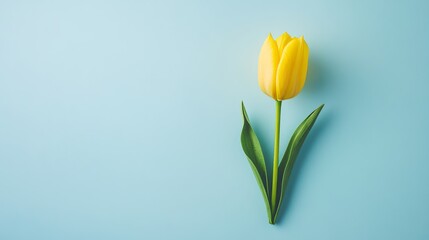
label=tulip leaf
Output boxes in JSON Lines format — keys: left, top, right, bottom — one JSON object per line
{"left": 241, "top": 102, "right": 272, "bottom": 222}
{"left": 272, "top": 104, "right": 324, "bottom": 223}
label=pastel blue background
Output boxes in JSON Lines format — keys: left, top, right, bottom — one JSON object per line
{"left": 1, "top": 0, "right": 428, "bottom": 239}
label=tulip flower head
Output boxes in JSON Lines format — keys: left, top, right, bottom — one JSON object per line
{"left": 258, "top": 33, "right": 309, "bottom": 101}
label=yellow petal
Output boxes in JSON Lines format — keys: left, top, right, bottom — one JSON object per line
{"left": 275, "top": 36, "right": 309, "bottom": 100}
{"left": 275, "top": 38, "right": 299, "bottom": 100}
{"left": 258, "top": 34, "right": 279, "bottom": 99}
{"left": 291, "top": 37, "right": 309, "bottom": 98}
{"left": 276, "top": 32, "right": 292, "bottom": 56}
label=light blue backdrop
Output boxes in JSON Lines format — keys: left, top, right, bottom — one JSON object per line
{"left": 1, "top": 0, "right": 429, "bottom": 239}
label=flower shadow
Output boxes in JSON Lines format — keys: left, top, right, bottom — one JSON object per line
{"left": 301, "top": 53, "right": 334, "bottom": 99}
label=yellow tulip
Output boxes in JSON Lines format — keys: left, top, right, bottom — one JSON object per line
{"left": 258, "top": 32, "right": 309, "bottom": 101}
{"left": 241, "top": 32, "right": 323, "bottom": 224}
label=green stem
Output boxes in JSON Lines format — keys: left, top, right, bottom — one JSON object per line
{"left": 271, "top": 100, "right": 282, "bottom": 213}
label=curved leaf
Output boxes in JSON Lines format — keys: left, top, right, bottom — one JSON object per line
{"left": 240, "top": 102, "right": 272, "bottom": 223}
{"left": 272, "top": 104, "right": 324, "bottom": 223}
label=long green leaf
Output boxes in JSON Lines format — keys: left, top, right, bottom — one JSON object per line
{"left": 240, "top": 102, "right": 272, "bottom": 223}
{"left": 272, "top": 104, "right": 324, "bottom": 223}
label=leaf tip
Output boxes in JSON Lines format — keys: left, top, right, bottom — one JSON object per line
{"left": 241, "top": 101, "right": 249, "bottom": 121}
{"left": 313, "top": 103, "right": 325, "bottom": 116}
